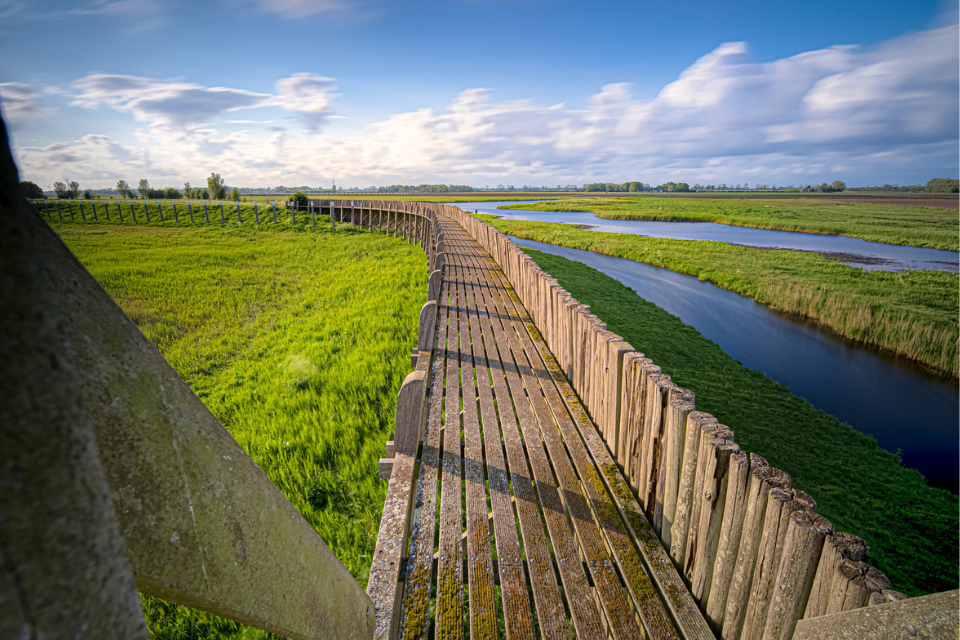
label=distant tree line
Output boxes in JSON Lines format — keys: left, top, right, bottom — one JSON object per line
{"left": 585, "top": 182, "right": 646, "bottom": 192}
{"left": 846, "top": 179, "right": 958, "bottom": 194}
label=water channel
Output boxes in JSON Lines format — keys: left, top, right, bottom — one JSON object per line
{"left": 449, "top": 201, "right": 960, "bottom": 492}
{"left": 473, "top": 201, "right": 959, "bottom": 272}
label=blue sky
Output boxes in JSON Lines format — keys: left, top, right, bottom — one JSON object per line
{"left": 1, "top": 0, "right": 957, "bottom": 189}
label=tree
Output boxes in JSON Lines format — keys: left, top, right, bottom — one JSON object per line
{"left": 68, "top": 180, "right": 80, "bottom": 199}
{"left": 207, "top": 173, "right": 225, "bottom": 200}
{"left": 231, "top": 187, "right": 241, "bottom": 202}
{"left": 53, "top": 181, "right": 68, "bottom": 198}
{"left": 19, "top": 180, "right": 44, "bottom": 199}
{"left": 183, "top": 182, "right": 191, "bottom": 197}
{"left": 116, "top": 179, "right": 132, "bottom": 198}
{"left": 675, "top": 182, "right": 691, "bottom": 192}
{"left": 925, "top": 178, "right": 959, "bottom": 193}
{"left": 83, "top": 189, "right": 92, "bottom": 200}
{"left": 831, "top": 180, "right": 846, "bottom": 192}
{"left": 292, "top": 191, "right": 308, "bottom": 207}
{"left": 138, "top": 179, "right": 150, "bottom": 199}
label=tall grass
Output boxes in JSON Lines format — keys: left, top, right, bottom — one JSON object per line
{"left": 54, "top": 220, "right": 426, "bottom": 639}
{"left": 523, "top": 248, "right": 958, "bottom": 598}
{"left": 477, "top": 214, "right": 959, "bottom": 377}
{"left": 502, "top": 197, "right": 960, "bottom": 250}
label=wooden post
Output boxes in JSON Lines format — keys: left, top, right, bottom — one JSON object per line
{"left": 290, "top": 200, "right": 295, "bottom": 225}
{"left": 393, "top": 370, "right": 426, "bottom": 456}
{"left": 115, "top": 201, "right": 122, "bottom": 223}
{"left": 204, "top": 201, "right": 209, "bottom": 223}
{"left": 78, "top": 200, "right": 86, "bottom": 221}
{"left": 805, "top": 532, "right": 870, "bottom": 618}
{"left": 130, "top": 201, "right": 136, "bottom": 223}
{"left": 188, "top": 201, "right": 194, "bottom": 223}
{"left": 417, "top": 301, "right": 437, "bottom": 352}
{"left": 219, "top": 201, "right": 224, "bottom": 223}
{"left": 237, "top": 200, "right": 241, "bottom": 224}
{"left": 428, "top": 270, "right": 442, "bottom": 302}
{"left": 254, "top": 202, "right": 259, "bottom": 225}
{"left": 330, "top": 201, "right": 335, "bottom": 229}
{"left": 144, "top": 201, "right": 150, "bottom": 223}
{"left": 826, "top": 561, "right": 890, "bottom": 615}
{"left": 273, "top": 201, "right": 277, "bottom": 224}
{"left": 311, "top": 201, "right": 315, "bottom": 229}
{"left": 670, "top": 411, "right": 716, "bottom": 567}
{"left": 740, "top": 489, "right": 815, "bottom": 640}
{"left": 158, "top": 201, "right": 164, "bottom": 222}
{"left": 763, "top": 513, "right": 834, "bottom": 640}
{"left": 172, "top": 201, "right": 177, "bottom": 223}
{"left": 57, "top": 199, "right": 62, "bottom": 220}
{"left": 351, "top": 201, "right": 355, "bottom": 229}
{"left": 704, "top": 451, "right": 755, "bottom": 630}
{"left": 688, "top": 439, "right": 740, "bottom": 607}
{"left": 658, "top": 391, "right": 694, "bottom": 547}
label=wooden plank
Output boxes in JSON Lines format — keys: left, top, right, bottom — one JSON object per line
{"left": 486, "top": 266, "right": 714, "bottom": 640}
{"left": 461, "top": 237, "right": 569, "bottom": 640}
{"left": 397, "top": 257, "right": 451, "bottom": 640}
{"left": 456, "top": 251, "right": 498, "bottom": 640}
{"left": 435, "top": 235, "right": 464, "bottom": 640}
{"left": 488, "top": 276, "right": 680, "bottom": 640}
{"left": 461, "top": 246, "right": 536, "bottom": 640}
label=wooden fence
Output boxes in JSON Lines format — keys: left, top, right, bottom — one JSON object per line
{"left": 434, "top": 203, "right": 916, "bottom": 640}
{"left": 8, "top": 193, "right": 440, "bottom": 640}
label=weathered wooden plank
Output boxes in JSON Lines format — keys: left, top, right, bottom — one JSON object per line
{"left": 435, "top": 237, "right": 465, "bottom": 640}
{"left": 461, "top": 249, "right": 536, "bottom": 640}
{"left": 460, "top": 232, "right": 570, "bottom": 640}
{"left": 456, "top": 250, "right": 498, "bottom": 640}
{"left": 494, "top": 287, "right": 682, "bottom": 640}
{"left": 490, "top": 274, "right": 715, "bottom": 640}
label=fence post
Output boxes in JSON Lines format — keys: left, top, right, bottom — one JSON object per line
{"left": 254, "top": 201, "right": 259, "bottom": 225}
{"left": 203, "top": 201, "right": 209, "bottom": 223}
{"left": 311, "top": 200, "right": 316, "bottom": 229}
{"left": 330, "top": 200, "right": 336, "bottom": 229}
{"left": 351, "top": 201, "right": 355, "bottom": 229}
{"left": 273, "top": 201, "right": 277, "bottom": 224}
{"left": 291, "top": 200, "right": 296, "bottom": 225}
{"left": 57, "top": 199, "right": 62, "bottom": 220}
{"left": 130, "top": 201, "right": 137, "bottom": 223}
{"left": 172, "top": 201, "right": 178, "bottom": 223}
{"left": 115, "top": 202, "right": 122, "bottom": 224}
{"left": 220, "top": 201, "right": 224, "bottom": 223}
{"left": 188, "top": 201, "right": 194, "bottom": 223}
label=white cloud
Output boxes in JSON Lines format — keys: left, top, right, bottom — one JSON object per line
{"left": 11, "top": 20, "right": 959, "bottom": 187}
{"left": 1, "top": 0, "right": 167, "bottom": 30}
{"left": 68, "top": 73, "right": 337, "bottom": 130}
{"left": 0, "top": 82, "right": 55, "bottom": 123}
{"left": 274, "top": 73, "right": 336, "bottom": 128}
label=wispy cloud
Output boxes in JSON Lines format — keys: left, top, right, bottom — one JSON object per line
{"left": 2, "top": 0, "right": 167, "bottom": 30}
{"left": 68, "top": 72, "right": 337, "bottom": 129}
{"left": 219, "top": 0, "right": 376, "bottom": 20}
{"left": 0, "top": 82, "right": 56, "bottom": 122}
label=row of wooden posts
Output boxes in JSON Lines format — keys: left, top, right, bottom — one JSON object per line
{"left": 437, "top": 204, "right": 910, "bottom": 640}
{"left": 31, "top": 198, "right": 435, "bottom": 231}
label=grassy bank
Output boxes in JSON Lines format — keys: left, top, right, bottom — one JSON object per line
{"left": 502, "top": 197, "right": 960, "bottom": 250}
{"left": 477, "top": 214, "right": 959, "bottom": 377}
{"left": 523, "top": 248, "right": 958, "bottom": 597}
{"left": 54, "top": 220, "right": 426, "bottom": 639}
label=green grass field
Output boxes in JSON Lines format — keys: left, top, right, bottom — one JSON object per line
{"left": 53, "top": 219, "right": 426, "bottom": 639}
{"left": 477, "top": 214, "right": 959, "bottom": 378}
{"left": 502, "top": 197, "right": 960, "bottom": 250}
{"left": 523, "top": 248, "right": 958, "bottom": 598}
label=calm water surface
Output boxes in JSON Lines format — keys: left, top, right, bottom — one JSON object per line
{"left": 452, "top": 200, "right": 960, "bottom": 272}
{"left": 501, "top": 235, "right": 958, "bottom": 493}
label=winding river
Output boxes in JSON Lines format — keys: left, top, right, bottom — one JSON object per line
{"left": 448, "top": 201, "right": 960, "bottom": 493}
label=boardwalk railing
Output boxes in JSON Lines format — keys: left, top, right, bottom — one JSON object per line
{"left": 7, "top": 181, "right": 439, "bottom": 637}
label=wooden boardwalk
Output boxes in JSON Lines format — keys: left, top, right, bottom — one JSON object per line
{"left": 371, "top": 213, "right": 713, "bottom": 640}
